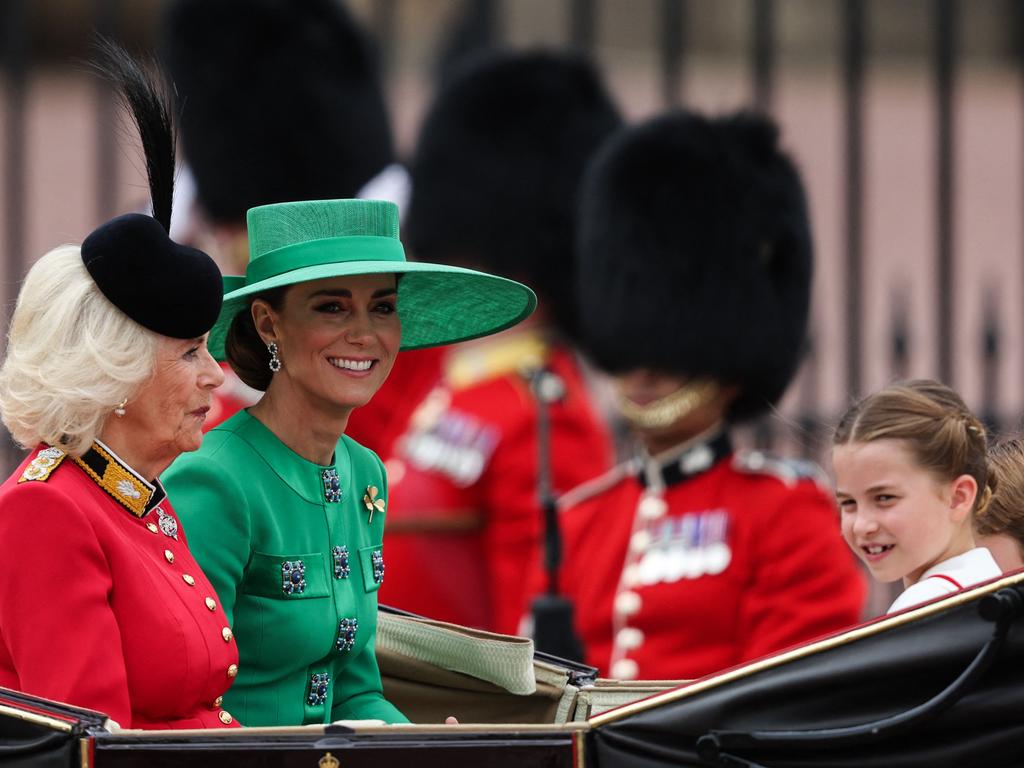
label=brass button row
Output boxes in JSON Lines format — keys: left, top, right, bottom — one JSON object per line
{"left": 149, "top": 532, "right": 230, "bottom": 663}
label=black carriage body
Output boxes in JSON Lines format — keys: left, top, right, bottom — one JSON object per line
{"left": 4, "top": 572, "right": 1024, "bottom": 768}
{"left": 88, "top": 726, "right": 580, "bottom": 768}
{"left": 586, "top": 571, "right": 1024, "bottom": 767}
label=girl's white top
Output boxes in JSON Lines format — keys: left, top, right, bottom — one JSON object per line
{"left": 887, "top": 547, "right": 1002, "bottom": 614}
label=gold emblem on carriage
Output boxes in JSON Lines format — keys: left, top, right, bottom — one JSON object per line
{"left": 319, "top": 752, "right": 340, "bottom": 768}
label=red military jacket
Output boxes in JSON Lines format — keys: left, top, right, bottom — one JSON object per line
{"left": 377, "top": 329, "right": 614, "bottom": 634}
{"left": 558, "top": 431, "right": 866, "bottom": 680}
{"left": 0, "top": 442, "right": 240, "bottom": 729}
{"left": 345, "top": 347, "right": 447, "bottom": 458}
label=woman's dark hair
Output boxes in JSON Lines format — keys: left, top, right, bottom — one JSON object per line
{"left": 224, "top": 287, "right": 287, "bottom": 391}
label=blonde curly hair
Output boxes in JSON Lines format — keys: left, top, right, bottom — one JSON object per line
{"left": 0, "top": 245, "right": 159, "bottom": 456}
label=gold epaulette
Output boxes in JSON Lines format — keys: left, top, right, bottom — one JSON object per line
{"left": 444, "top": 330, "right": 549, "bottom": 391}
{"left": 18, "top": 447, "right": 68, "bottom": 483}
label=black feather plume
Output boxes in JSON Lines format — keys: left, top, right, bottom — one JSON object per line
{"left": 91, "top": 37, "right": 177, "bottom": 232}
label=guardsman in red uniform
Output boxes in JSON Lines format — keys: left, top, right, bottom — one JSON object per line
{"left": 557, "top": 111, "right": 866, "bottom": 680}
{"left": 368, "top": 50, "right": 622, "bottom": 635}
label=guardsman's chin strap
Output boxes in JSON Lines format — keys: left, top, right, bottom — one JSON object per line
{"left": 616, "top": 379, "right": 720, "bottom": 431}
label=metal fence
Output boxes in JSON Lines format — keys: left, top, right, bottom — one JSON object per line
{"left": 2, "top": 0, "right": 1023, "bottom": 477}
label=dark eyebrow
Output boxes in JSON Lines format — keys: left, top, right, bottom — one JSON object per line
{"left": 866, "top": 484, "right": 897, "bottom": 494}
{"left": 836, "top": 484, "right": 897, "bottom": 499}
{"left": 307, "top": 288, "right": 398, "bottom": 300}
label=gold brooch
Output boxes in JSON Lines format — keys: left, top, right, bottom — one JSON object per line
{"left": 363, "top": 485, "right": 386, "bottom": 523}
{"left": 319, "top": 753, "right": 340, "bottom": 768}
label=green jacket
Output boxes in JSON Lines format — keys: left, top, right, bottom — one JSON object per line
{"left": 162, "top": 409, "right": 408, "bottom": 726}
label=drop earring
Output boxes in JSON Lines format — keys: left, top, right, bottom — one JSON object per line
{"left": 114, "top": 398, "right": 127, "bottom": 417}
{"left": 268, "top": 342, "right": 282, "bottom": 373}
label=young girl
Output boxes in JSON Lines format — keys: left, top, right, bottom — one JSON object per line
{"left": 976, "top": 438, "right": 1024, "bottom": 572}
{"left": 832, "top": 379, "right": 1001, "bottom": 614}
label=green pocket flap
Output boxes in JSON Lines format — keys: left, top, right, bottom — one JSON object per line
{"left": 242, "top": 551, "right": 328, "bottom": 599}
{"left": 358, "top": 545, "right": 385, "bottom": 593}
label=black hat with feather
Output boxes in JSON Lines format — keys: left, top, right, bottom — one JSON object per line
{"left": 576, "top": 110, "right": 813, "bottom": 422}
{"left": 404, "top": 49, "right": 622, "bottom": 342}
{"left": 80, "top": 41, "right": 222, "bottom": 340}
{"left": 160, "top": 0, "right": 394, "bottom": 224}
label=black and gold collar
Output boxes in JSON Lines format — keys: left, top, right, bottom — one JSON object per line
{"left": 637, "top": 431, "right": 733, "bottom": 490}
{"left": 72, "top": 440, "right": 166, "bottom": 518}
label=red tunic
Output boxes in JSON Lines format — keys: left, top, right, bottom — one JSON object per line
{"left": 345, "top": 347, "right": 447, "bottom": 458}
{"left": 558, "top": 435, "right": 866, "bottom": 680}
{"left": 0, "top": 443, "right": 240, "bottom": 729}
{"left": 375, "top": 330, "right": 615, "bottom": 634}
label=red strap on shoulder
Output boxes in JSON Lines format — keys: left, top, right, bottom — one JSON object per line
{"left": 927, "top": 573, "right": 963, "bottom": 590}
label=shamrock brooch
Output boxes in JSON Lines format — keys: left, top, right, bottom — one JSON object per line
{"left": 363, "top": 486, "right": 386, "bottom": 523}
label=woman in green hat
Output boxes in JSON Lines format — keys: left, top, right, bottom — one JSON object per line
{"left": 162, "top": 198, "right": 535, "bottom": 726}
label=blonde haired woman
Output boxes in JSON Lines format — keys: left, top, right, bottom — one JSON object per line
{"left": 0, "top": 45, "right": 239, "bottom": 729}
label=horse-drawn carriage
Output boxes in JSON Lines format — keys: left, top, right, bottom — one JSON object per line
{"left": 5, "top": 571, "right": 1023, "bottom": 768}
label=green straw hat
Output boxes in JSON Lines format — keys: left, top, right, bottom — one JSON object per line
{"left": 208, "top": 199, "right": 536, "bottom": 360}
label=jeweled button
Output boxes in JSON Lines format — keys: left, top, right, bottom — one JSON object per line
{"left": 164, "top": 549, "right": 174, "bottom": 564}
{"left": 222, "top": 627, "right": 233, "bottom": 642}
{"left": 218, "top": 710, "right": 233, "bottom": 725}
{"left": 213, "top": 696, "right": 223, "bottom": 708}
{"left": 182, "top": 574, "right": 195, "bottom": 586}
{"left": 227, "top": 664, "right": 238, "bottom": 678}
{"left": 146, "top": 522, "right": 159, "bottom": 534}
{"left": 205, "top": 597, "right": 216, "bottom": 611}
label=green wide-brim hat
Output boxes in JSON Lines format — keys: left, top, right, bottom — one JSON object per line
{"left": 208, "top": 199, "right": 537, "bottom": 361}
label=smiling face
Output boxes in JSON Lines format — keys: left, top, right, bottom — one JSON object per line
{"left": 108, "top": 334, "right": 224, "bottom": 473}
{"left": 833, "top": 438, "right": 977, "bottom": 587}
{"left": 253, "top": 273, "right": 401, "bottom": 416}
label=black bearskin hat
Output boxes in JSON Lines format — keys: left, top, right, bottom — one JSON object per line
{"left": 576, "top": 111, "right": 813, "bottom": 421}
{"left": 161, "top": 0, "right": 394, "bottom": 224}
{"left": 404, "top": 49, "right": 622, "bottom": 341}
